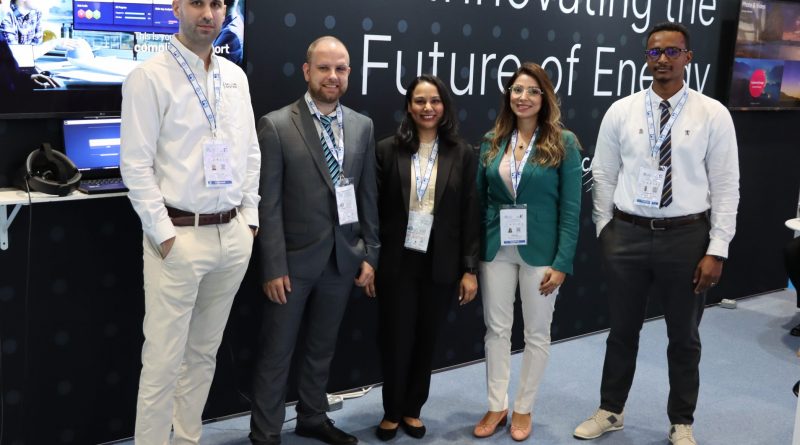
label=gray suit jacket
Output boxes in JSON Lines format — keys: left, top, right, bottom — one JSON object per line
{"left": 257, "top": 97, "right": 380, "bottom": 281}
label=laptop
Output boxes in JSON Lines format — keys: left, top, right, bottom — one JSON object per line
{"left": 8, "top": 44, "right": 37, "bottom": 73}
{"left": 63, "top": 117, "right": 129, "bottom": 194}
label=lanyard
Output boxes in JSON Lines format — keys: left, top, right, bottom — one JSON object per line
{"left": 167, "top": 42, "right": 221, "bottom": 139}
{"left": 412, "top": 138, "right": 439, "bottom": 207}
{"left": 508, "top": 128, "right": 539, "bottom": 202}
{"left": 307, "top": 98, "right": 345, "bottom": 168}
{"left": 645, "top": 87, "right": 688, "bottom": 159}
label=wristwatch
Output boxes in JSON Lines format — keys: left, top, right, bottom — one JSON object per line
{"left": 711, "top": 255, "right": 726, "bottom": 262}
{"left": 464, "top": 267, "right": 478, "bottom": 275}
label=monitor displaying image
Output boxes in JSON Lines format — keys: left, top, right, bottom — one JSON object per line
{"left": 0, "top": 0, "right": 245, "bottom": 118}
{"left": 729, "top": 0, "right": 800, "bottom": 110}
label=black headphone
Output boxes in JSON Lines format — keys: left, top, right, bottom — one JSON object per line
{"left": 14, "top": 143, "right": 81, "bottom": 196}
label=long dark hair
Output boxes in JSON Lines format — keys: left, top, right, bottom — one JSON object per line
{"left": 484, "top": 62, "right": 565, "bottom": 168}
{"left": 395, "top": 74, "right": 461, "bottom": 153}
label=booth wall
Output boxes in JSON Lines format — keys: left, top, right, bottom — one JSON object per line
{"left": 0, "top": 1, "right": 798, "bottom": 443}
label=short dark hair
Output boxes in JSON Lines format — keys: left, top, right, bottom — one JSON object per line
{"left": 647, "top": 22, "right": 691, "bottom": 49}
{"left": 395, "top": 74, "right": 461, "bottom": 152}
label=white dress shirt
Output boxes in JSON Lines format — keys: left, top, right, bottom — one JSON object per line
{"left": 304, "top": 91, "right": 344, "bottom": 165}
{"left": 120, "top": 36, "right": 260, "bottom": 245}
{"left": 591, "top": 83, "right": 740, "bottom": 257}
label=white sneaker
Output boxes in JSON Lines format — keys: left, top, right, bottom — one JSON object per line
{"left": 669, "top": 424, "right": 697, "bottom": 445}
{"left": 573, "top": 408, "right": 624, "bottom": 439}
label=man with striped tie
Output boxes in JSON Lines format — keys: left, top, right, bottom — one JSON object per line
{"left": 250, "top": 35, "right": 379, "bottom": 445}
{"left": 575, "top": 22, "right": 739, "bottom": 445}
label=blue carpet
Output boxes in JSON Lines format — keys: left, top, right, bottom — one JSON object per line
{"left": 113, "top": 289, "right": 800, "bottom": 444}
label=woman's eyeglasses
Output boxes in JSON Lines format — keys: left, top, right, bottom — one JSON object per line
{"left": 509, "top": 85, "right": 544, "bottom": 96}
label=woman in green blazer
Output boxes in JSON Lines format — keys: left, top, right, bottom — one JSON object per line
{"left": 473, "top": 62, "right": 582, "bottom": 441}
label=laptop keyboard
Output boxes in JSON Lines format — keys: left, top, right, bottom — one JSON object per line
{"left": 81, "top": 178, "right": 124, "bottom": 186}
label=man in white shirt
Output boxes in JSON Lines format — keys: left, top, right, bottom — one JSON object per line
{"left": 119, "top": 1, "right": 260, "bottom": 443}
{"left": 575, "top": 22, "right": 739, "bottom": 445}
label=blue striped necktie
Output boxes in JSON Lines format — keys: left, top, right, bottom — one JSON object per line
{"left": 659, "top": 100, "right": 673, "bottom": 208}
{"left": 318, "top": 114, "right": 341, "bottom": 184}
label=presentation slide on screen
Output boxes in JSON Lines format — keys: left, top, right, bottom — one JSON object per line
{"left": 732, "top": 0, "right": 800, "bottom": 108}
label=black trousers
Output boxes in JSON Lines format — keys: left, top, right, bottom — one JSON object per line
{"left": 250, "top": 254, "right": 354, "bottom": 444}
{"left": 598, "top": 216, "right": 710, "bottom": 425}
{"left": 784, "top": 236, "right": 800, "bottom": 307}
{"left": 376, "top": 248, "right": 457, "bottom": 423}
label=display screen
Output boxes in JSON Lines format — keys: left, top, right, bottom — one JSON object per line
{"left": 0, "top": 0, "right": 245, "bottom": 118}
{"left": 63, "top": 117, "right": 121, "bottom": 170}
{"left": 73, "top": 1, "right": 178, "bottom": 35}
{"left": 729, "top": 0, "right": 800, "bottom": 110}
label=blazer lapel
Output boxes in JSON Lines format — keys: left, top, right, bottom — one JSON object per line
{"left": 433, "top": 141, "right": 454, "bottom": 212}
{"left": 397, "top": 147, "right": 411, "bottom": 215}
{"left": 492, "top": 138, "right": 516, "bottom": 202}
{"left": 291, "top": 99, "right": 335, "bottom": 192}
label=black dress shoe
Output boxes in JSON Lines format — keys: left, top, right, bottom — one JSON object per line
{"left": 793, "top": 380, "right": 799, "bottom": 397}
{"left": 791, "top": 323, "right": 800, "bottom": 336}
{"left": 375, "top": 423, "right": 399, "bottom": 441}
{"left": 295, "top": 419, "right": 358, "bottom": 445}
{"left": 401, "top": 419, "right": 426, "bottom": 439}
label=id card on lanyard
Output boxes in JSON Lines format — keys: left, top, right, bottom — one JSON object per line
{"left": 499, "top": 129, "right": 537, "bottom": 246}
{"left": 167, "top": 42, "right": 233, "bottom": 188}
{"left": 404, "top": 139, "right": 439, "bottom": 252}
{"left": 634, "top": 88, "right": 688, "bottom": 208}
{"left": 307, "top": 98, "right": 356, "bottom": 224}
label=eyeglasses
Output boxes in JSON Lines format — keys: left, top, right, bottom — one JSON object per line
{"left": 509, "top": 85, "right": 544, "bottom": 96}
{"left": 644, "top": 47, "right": 690, "bottom": 61}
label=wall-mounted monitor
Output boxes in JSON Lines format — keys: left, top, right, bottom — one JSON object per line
{"left": 729, "top": 0, "right": 800, "bottom": 110}
{"left": 0, "top": 0, "right": 245, "bottom": 119}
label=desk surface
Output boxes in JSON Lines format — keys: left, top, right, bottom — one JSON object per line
{"left": 0, "top": 187, "right": 126, "bottom": 206}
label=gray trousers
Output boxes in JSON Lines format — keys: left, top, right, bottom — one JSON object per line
{"left": 250, "top": 255, "right": 354, "bottom": 443}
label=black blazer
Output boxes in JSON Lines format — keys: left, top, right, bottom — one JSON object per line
{"left": 375, "top": 135, "right": 479, "bottom": 285}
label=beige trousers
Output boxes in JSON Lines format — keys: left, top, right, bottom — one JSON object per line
{"left": 134, "top": 215, "right": 253, "bottom": 445}
{"left": 480, "top": 246, "right": 558, "bottom": 414}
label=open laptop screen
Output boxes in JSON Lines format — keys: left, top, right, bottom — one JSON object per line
{"left": 63, "top": 118, "right": 122, "bottom": 171}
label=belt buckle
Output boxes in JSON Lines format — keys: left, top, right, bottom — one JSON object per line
{"left": 649, "top": 218, "right": 666, "bottom": 231}
{"left": 219, "top": 212, "right": 224, "bottom": 224}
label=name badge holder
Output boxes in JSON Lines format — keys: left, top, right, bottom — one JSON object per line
{"left": 634, "top": 88, "right": 688, "bottom": 208}
{"left": 499, "top": 129, "right": 537, "bottom": 246}
{"left": 404, "top": 139, "right": 439, "bottom": 252}
{"left": 335, "top": 177, "right": 359, "bottom": 225}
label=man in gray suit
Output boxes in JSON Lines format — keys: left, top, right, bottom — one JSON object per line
{"left": 249, "top": 36, "right": 379, "bottom": 445}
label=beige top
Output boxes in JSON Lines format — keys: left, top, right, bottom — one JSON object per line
{"left": 409, "top": 140, "right": 438, "bottom": 214}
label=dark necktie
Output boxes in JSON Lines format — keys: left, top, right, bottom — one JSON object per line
{"left": 318, "top": 114, "right": 341, "bottom": 184}
{"left": 659, "top": 100, "right": 673, "bottom": 208}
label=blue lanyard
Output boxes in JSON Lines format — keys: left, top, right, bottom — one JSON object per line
{"left": 645, "top": 87, "right": 688, "bottom": 159}
{"left": 412, "top": 138, "right": 439, "bottom": 207}
{"left": 167, "top": 42, "right": 221, "bottom": 138}
{"left": 508, "top": 128, "right": 539, "bottom": 202}
{"left": 307, "top": 98, "right": 345, "bottom": 168}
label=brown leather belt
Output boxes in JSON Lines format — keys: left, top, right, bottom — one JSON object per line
{"left": 613, "top": 208, "right": 706, "bottom": 231}
{"left": 166, "top": 206, "right": 237, "bottom": 227}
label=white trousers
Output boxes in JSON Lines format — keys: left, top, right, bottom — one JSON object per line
{"left": 135, "top": 215, "right": 253, "bottom": 445}
{"left": 480, "top": 246, "right": 558, "bottom": 414}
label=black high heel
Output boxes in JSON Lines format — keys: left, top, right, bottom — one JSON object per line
{"left": 375, "top": 421, "right": 399, "bottom": 441}
{"left": 401, "top": 419, "right": 426, "bottom": 439}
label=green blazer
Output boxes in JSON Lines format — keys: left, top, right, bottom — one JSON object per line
{"left": 476, "top": 130, "right": 582, "bottom": 274}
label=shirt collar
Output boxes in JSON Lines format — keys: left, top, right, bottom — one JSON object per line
{"left": 170, "top": 34, "right": 217, "bottom": 73}
{"left": 650, "top": 82, "right": 687, "bottom": 109}
{"left": 11, "top": 4, "right": 32, "bottom": 21}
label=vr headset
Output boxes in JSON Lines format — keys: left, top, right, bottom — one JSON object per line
{"left": 14, "top": 143, "right": 81, "bottom": 196}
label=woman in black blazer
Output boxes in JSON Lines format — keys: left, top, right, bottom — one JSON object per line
{"left": 374, "top": 74, "right": 480, "bottom": 440}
